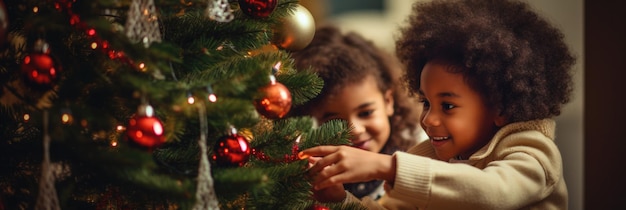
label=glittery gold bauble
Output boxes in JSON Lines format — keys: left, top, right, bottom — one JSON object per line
{"left": 271, "top": 4, "right": 315, "bottom": 51}
{"left": 238, "top": 128, "right": 254, "bottom": 141}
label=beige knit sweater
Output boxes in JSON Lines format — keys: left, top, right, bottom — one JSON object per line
{"left": 346, "top": 119, "right": 568, "bottom": 210}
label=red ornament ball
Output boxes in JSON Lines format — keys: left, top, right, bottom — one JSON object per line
{"left": 238, "top": 0, "right": 277, "bottom": 18}
{"left": 310, "top": 204, "right": 330, "bottom": 210}
{"left": 126, "top": 115, "right": 165, "bottom": 149}
{"left": 212, "top": 133, "right": 251, "bottom": 167}
{"left": 254, "top": 79, "right": 292, "bottom": 119}
{"left": 21, "top": 53, "right": 59, "bottom": 86}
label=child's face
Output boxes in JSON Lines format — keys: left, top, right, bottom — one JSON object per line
{"left": 418, "top": 61, "right": 502, "bottom": 161}
{"left": 309, "top": 75, "right": 394, "bottom": 153}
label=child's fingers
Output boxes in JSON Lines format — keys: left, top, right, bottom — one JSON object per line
{"left": 311, "top": 155, "right": 349, "bottom": 183}
{"left": 299, "top": 145, "right": 340, "bottom": 157}
{"left": 304, "top": 156, "right": 328, "bottom": 176}
{"left": 314, "top": 168, "right": 350, "bottom": 190}
{"left": 305, "top": 156, "right": 321, "bottom": 173}
{"left": 307, "top": 156, "right": 322, "bottom": 164}
{"left": 307, "top": 151, "right": 343, "bottom": 175}
{"left": 312, "top": 183, "right": 346, "bottom": 202}
{"left": 315, "top": 180, "right": 339, "bottom": 190}
{"left": 300, "top": 146, "right": 351, "bottom": 183}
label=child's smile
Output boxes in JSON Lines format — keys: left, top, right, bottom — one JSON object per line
{"left": 429, "top": 135, "right": 451, "bottom": 147}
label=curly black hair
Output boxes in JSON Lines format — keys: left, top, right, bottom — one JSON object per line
{"left": 291, "top": 25, "right": 422, "bottom": 151}
{"left": 396, "top": 0, "right": 576, "bottom": 123}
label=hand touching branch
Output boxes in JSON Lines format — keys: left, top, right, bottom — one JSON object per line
{"left": 301, "top": 145, "right": 396, "bottom": 191}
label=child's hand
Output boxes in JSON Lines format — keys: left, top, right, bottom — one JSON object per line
{"left": 312, "top": 183, "right": 346, "bottom": 202}
{"left": 305, "top": 156, "right": 347, "bottom": 202}
{"left": 301, "top": 145, "right": 395, "bottom": 190}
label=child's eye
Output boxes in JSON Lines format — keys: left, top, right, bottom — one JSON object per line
{"left": 358, "top": 110, "right": 374, "bottom": 118}
{"left": 442, "top": 103, "right": 455, "bottom": 110}
{"left": 420, "top": 99, "right": 430, "bottom": 108}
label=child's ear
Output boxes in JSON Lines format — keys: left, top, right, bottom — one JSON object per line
{"left": 494, "top": 116, "right": 507, "bottom": 127}
{"left": 490, "top": 107, "right": 508, "bottom": 127}
{"left": 384, "top": 89, "right": 394, "bottom": 116}
{"left": 493, "top": 111, "right": 508, "bottom": 127}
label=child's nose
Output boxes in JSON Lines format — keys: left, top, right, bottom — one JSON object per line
{"left": 422, "top": 110, "right": 441, "bottom": 127}
{"left": 349, "top": 120, "right": 366, "bottom": 135}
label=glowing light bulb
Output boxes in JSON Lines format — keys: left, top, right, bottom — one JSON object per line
{"left": 208, "top": 94, "right": 217, "bottom": 102}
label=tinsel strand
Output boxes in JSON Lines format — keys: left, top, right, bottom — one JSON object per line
{"left": 125, "top": 0, "right": 162, "bottom": 47}
{"left": 192, "top": 102, "right": 220, "bottom": 210}
{"left": 34, "top": 110, "right": 61, "bottom": 210}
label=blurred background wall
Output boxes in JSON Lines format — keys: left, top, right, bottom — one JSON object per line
{"left": 301, "top": 0, "right": 586, "bottom": 209}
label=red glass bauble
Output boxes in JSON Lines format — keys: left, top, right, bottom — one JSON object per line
{"left": 254, "top": 79, "right": 292, "bottom": 119}
{"left": 310, "top": 204, "right": 330, "bottom": 210}
{"left": 238, "top": 0, "right": 277, "bottom": 18}
{"left": 212, "top": 133, "right": 251, "bottom": 167}
{"left": 20, "top": 53, "right": 59, "bottom": 86}
{"left": 126, "top": 114, "right": 165, "bottom": 149}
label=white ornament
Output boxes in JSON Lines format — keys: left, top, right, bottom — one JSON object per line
{"left": 206, "top": 0, "right": 234, "bottom": 23}
{"left": 35, "top": 111, "right": 61, "bottom": 210}
{"left": 192, "top": 102, "right": 221, "bottom": 210}
{"left": 125, "top": 0, "right": 162, "bottom": 48}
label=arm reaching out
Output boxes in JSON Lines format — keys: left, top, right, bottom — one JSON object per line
{"left": 301, "top": 145, "right": 397, "bottom": 190}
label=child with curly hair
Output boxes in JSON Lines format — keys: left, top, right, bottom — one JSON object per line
{"left": 300, "top": 0, "right": 575, "bottom": 209}
{"left": 290, "top": 25, "right": 427, "bottom": 200}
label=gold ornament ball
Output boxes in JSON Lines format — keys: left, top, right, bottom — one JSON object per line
{"left": 272, "top": 4, "right": 315, "bottom": 51}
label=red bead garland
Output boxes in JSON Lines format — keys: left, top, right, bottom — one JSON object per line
{"left": 252, "top": 137, "right": 301, "bottom": 163}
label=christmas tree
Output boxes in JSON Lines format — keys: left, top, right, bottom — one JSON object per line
{"left": 0, "top": 0, "right": 363, "bottom": 209}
